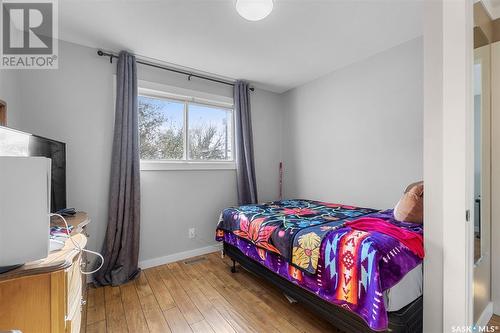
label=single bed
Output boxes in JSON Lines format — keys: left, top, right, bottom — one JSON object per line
{"left": 215, "top": 199, "right": 423, "bottom": 333}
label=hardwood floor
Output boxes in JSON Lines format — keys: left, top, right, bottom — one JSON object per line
{"left": 85, "top": 252, "right": 343, "bottom": 333}
{"left": 489, "top": 314, "right": 500, "bottom": 330}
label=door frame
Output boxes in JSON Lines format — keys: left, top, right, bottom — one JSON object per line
{"left": 423, "top": 0, "right": 474, "bottom": 331}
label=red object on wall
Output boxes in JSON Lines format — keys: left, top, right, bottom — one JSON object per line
{"left": 279, "top": 162, "right": 283, "bottom": 200}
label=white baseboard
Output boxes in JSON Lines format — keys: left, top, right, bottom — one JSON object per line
{"left": 477, "top": 301, "right": 493, "bottom": 327}
{"left": 84, "top": 243, "right": 222, "bottom": 284}
{"left": 138, "top": 243, "right": 222, "bottom": 270}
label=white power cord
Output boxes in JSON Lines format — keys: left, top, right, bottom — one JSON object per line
{"left": 49, "top": 213, "right": 104, "bottom": 275}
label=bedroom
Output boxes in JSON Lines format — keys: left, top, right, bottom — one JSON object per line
{"left": 0, "top": 0, "right": 497, "bottom": 332}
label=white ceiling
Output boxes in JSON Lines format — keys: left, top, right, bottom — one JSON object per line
{"left": 59, "top": 0, "right": 423, "bottom": 93}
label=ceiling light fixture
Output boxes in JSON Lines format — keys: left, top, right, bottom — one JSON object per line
{"left": 235, "top": 0, "right": 274, "bottom": 21}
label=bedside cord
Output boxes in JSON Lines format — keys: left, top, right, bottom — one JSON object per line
{"left": 49, "top": 213, "right": 104, "bottom": 275}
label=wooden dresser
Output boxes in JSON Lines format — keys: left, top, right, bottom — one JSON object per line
{"left": 0, "top": 213, "right": 90, "bottom": 333}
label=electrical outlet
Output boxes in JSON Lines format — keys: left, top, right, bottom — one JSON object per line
{"left": 188, "top": 228, "right": 196, "bottom": 239}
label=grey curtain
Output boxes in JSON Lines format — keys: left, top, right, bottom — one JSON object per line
{"left": 94, "top": 51, "right": 141, "bottom": 286}
{"left": 234, "top": 81, "right": 258, "bottom": 205}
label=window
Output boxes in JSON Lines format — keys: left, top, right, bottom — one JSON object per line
{"left": 138, "top": 86, "right": 234, "bottom": 169}
{"left": 188, "top": 103, "right": 233, "bottom": 161}
{"left": 139, "top": 96, "right": 184, "bottom": 160}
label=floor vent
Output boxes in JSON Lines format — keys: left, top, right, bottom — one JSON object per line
{"left": 183, "top": 257, "right": 207, "bottom": 265}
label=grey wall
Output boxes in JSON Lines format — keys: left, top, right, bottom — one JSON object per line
{"left": 0, "top": 41, "right": 284, "bottom": 263}
{"left": 282, "top": 37, "right": 423, "bottom": 209}
{"left": 0, "top": 71, "right": 21, "bottom": 127}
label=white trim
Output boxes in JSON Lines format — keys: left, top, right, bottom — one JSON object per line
{"left": 423, "top": 1, "right": 474, "bottom": 331}
{"left": 184, "top": 101, "right": 189, "bottom": 160}
{"left": 441, "top": 0, "right": 474, "bottom": 329}
{"left": 140, "top": 160, "right": 236, "bottom": 171}
{"left": 491, "top": 41, "right": 500, "bottom": 316}
{"left": 138, "top": 80, "right": 233, "bottom": 108}
{"left": 138, "top": 80, "right": 236, "bottom": 167}
{"left": 138, "top": 244, "right": 222, "bottom": 269}
{"left": 476, "top": 302, "right": 494, "bottom": 327}
{"left": 442, "top": 0, "right": 474, "bottom": 329}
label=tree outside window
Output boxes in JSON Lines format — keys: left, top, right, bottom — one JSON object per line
{"left": 138, "top": 95, "right": 233, "bottom": 162}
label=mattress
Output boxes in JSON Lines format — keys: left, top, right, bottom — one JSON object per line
{"left": 385, "top": 263, "right": 423, "bottom": 312}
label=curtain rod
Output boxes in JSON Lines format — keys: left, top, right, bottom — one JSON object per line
{"left": 97, "top": 50, "right": 254, "bottom": 92}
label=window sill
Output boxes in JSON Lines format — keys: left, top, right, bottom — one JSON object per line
{"left": 140, "top": 161, "right": 237, "bottom": 171}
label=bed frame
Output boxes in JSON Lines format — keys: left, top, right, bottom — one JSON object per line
{"left": 223, "top": 242, "right": 423, "bottom": 333}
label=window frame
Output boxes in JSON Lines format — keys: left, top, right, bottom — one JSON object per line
{"left": 138, "top": 81, "right": 236, "bottom": 171}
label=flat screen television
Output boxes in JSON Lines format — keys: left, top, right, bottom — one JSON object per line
{"left": 0, "top": 126, "right": 66, "bottom": 212}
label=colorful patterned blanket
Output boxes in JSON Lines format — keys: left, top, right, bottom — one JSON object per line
{"left": 215, "top": 201, "right": 424, "bottom": 331}
{"left": 216, "top": 199, "right": 377, "bottom": 273}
